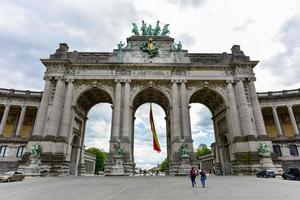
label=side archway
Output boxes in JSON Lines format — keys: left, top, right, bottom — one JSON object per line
{"left": 189, "top": 87, "right": 232, "bottom": 174}
{"left": 69, "top": 87, "right": 113, "bottom": 175}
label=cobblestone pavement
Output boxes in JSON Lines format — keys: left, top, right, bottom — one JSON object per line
{"left": 0, "top": 176, "right": 299, "bottom": 200}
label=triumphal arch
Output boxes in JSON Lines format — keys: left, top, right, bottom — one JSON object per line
{"left": 3, "top": 21, "right": 300, "bottom": 175}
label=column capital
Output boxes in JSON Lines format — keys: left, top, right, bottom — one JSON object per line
{"left": 4, "top": 104, "right": 11, "bottom": 108}
{"left": 236, "top": 77, "right": 245, "bottom": 82}
{"left": 226, "top": 80, "right": 234, "bottom": 85}
{"left": 118, "top": 79, "right": 131, "bottom": 83}
{"left": 171, "top": 80, "right": 180, "bottom": 83}
{"left": 272, "top": 106, "right": 277, "bottom": 109}
{"left": 20, "top": 104, "right": 27, "bottom": 109}
{"left": 248, "top": 77, "right": 256, "bottom": 82}
{"left": 287, "top": 105, "right": 293, "bottom": 108}
{"left": 66, "top": 78, "right": 75, "bottom": 83}
{"left": 44, "top": 76, "right": 53, "bottom": 81}
{"left": 54, "top": 76, "right": 64, "bottom": 81}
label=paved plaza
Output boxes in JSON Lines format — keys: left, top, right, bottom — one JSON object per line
{"left": 0, "top": 176, "right": 299, "bottom": 200}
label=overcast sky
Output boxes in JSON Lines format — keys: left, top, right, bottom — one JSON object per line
{"left": 0, "top": 0, "right": 299, "bottom": 169}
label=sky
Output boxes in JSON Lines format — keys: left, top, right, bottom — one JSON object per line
{"left": 0, "top": 0, "right": 299, "bottom": 169}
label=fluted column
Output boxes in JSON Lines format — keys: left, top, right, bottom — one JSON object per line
{"left": 121, "top": 81, "right": 131, "bottom": 140}
{"left": 226, "top": 81, "right": 242, "bottom": 137}
{"left": 59, "top": 80, "right": 74, "bottom": 138}
{"left": 111, "top": 81, "right": 122, "bottom": 140}
{"left": 15, "top": 105, "right": 27, "bottom": 137}
{"left": 172, "top": 81, "right": 181, "bottom": 139}
{"left": 287, "top": 105, "right": 299, "bottom": 136}
{"left": 248, "top": 79, "right": 267, "bottom": 136}
{"left": 272, "top": 106, "right": 283, "bottom": 137}
{"left": 47, "top": 78, "right": 65, "bottom": 137}
{"left": 236, "top": 79, "right": 253, "bottom": 136}
{"left": 32, "top": 78, "right": 52, "bottom": 136}
{"left": 0, "top": 104, "right": 10, "bottom": 136}
{"left": 180, "top": 81, "right": 191, "bottom": 140}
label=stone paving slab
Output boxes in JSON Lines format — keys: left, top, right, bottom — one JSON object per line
{"left": 0, "top": 176, "right": 299, "bottom": 200}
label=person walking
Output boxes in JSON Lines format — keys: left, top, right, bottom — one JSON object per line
{"left": 190, "top": 166, "right": 197, "bottom": 187}
{"left": 200, "top": 169, "right": 207, "bottom": 188}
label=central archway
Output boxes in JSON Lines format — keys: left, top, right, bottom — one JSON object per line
{"left": 131, "top": 87, "right": 171, "bottom": 174}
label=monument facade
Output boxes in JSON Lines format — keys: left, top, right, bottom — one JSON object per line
{"left": 0, "top": 22, "right": 299, "bottom": 175}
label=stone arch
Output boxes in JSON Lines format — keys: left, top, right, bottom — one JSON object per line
{"left": 188, "top": 87, "right": 227, "bottom": 114}
{"left": 75, "top": 86, "right": 113, "bottom": 113}
{"left": 131, "top": 86, "right": 171, "bottom": 114}
{"left": 73, "top": 85, "right": 114, "bottom": 108}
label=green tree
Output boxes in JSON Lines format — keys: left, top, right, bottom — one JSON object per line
{"left": 86, "top": 147, "right": 107, "bottom": 174}
{"left": 195, "top": 144, "right": 212, "bottom": 160}
{"left": 160, "top": 158, "right": 168, "bottom": 172}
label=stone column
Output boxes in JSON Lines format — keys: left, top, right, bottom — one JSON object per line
{"left": 236, "top": 79, "right": 253, "bottom": 136}
{"left": 0, "top": 104, "right": 10, "bottom": 136}
{"left": 248, "top": 79, "right": 267, "bottom": 136}
{"left": 111, "top": 81, "right": 122, "bottom": 141}
{"left": 32, "top": 78, "right": 52, "bottom": 137}
{"left": 287, "top": 105, "right": 300, "bottom": 136}
{"left": 47, "top": 78, "right": 65, "bottom": 137}
{"left": 172, "top": 81, "right": 181, "bottom": 140}
{"left": 226, "top": 81, "right": 242, "bottom": 137}
{"left": 180, "top": 81, "right": 191, "bottom": 141}
{"left": 59, "top": 80, "right": 74, "bottom": 139}
{"left": 15, "top": 105, "right": 27, "bottom": 137}
{"left": 272, "top": 106, "right": 283, "bottom": 137}
{"left": 121, "top": 81, "right": 131, "bottom": 141}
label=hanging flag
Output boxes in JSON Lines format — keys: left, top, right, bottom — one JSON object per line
{"left": 149, "top": 103, "right": 161, "bottom": 153}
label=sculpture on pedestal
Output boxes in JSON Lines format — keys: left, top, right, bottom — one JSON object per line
{"left": 258, "top": 143, "right": 271, "bottom": 157}
{"left": 29, "top": 144, "right": 42, "bottom": 164}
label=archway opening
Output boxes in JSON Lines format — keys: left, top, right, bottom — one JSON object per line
{"left": 189, "top": 88, "right": 229, "bottom": 175}
{"left": 132, "top": 87, "right": 170, "bottom": 175}
{"left": 134, "top": 103, "right": 166, "bottom": 173}
{"left": 73, "top": 88, "right": 113, "bottom": 175}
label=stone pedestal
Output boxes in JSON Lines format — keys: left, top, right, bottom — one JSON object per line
{"left": 108, "top": 155, "right": 126, "bottom": 176}
{"left": 259, "top": 157, "right": 276, "bottom": 170}
{"left": 19, "top": 158, "right": 41, "bottom": 176}
{"left": 177, "top": 155, "right": 191, "bottom": 176}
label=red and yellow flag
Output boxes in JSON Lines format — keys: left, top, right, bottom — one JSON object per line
{"left": 149, "top": 103, "right": 161, "bottom": 153}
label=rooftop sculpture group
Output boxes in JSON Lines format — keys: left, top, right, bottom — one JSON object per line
{"left": 132, "top": 20, "right": 170, "bottom": 36}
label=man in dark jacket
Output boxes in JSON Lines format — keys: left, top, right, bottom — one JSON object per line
{"left": 190, "top": 166, "right": 197, "bottom": 187}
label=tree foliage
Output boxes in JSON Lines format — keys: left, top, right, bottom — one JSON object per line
{"left": 195, "top": 144, "right": 212, "bottom": 160}
{"left": 160, "top": 158, "right": 168, "bottom": 172}
{"left": 86, "top": 147, "right": 107, "bottom": 174}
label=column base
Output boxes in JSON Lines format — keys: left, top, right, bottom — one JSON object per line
{"left": 293, "top": 135, "right": 300, "bottom": 139}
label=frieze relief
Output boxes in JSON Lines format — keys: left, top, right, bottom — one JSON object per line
{"left": 235, "top": 66, "right": 254, "bottom": 76}
{"left": 45, "top": 64, "right": 66, "bottom": 73}
{"left": 73, "top": 80, "right": 115, "bottom": 99}
{"left": 130, "top": 80, "right": 171, "bottom": 99}
{"left": 171, "top": 68, "right": 186, "bottom": 76}
{"left": 132, "top": 70, "right": 170, "bottom": 76}
{"left": 187, "top": 80, "right": 226, "bottom": 100}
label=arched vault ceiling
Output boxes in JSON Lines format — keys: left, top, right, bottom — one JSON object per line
{"left": 133, "top": 88, "right": 169, "bottom": 114}
{"left": 189, "top": 88, "right": 224, "bottom": 113}
{"left": 77, "top": 88, "right": 112, "bottom": 112}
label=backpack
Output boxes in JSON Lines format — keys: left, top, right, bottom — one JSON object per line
{"left": 190, "top": 169, "right": 196, "bottom": 177}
